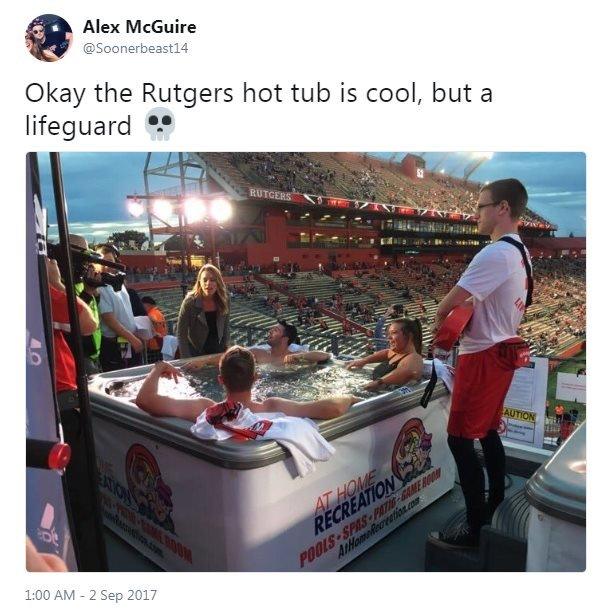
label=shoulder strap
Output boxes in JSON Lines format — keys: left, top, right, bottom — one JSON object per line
{"left": 497, "top": 236, "right": 533, "bottom": 308}
{"left": 389, "top": 351, "right": 410, "bottom": 363}
{"left": 420, "top": 362, "right": 437, "bottom": 408}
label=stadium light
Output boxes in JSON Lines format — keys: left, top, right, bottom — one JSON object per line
{"left": 184, "top": 197, "right": 207, "bottom": 224}
{"left": 210, "top": 198, "right": 233, "bottom": 223}
{"left": 153, "top": 199, "right": 173, "bottom": 220}
{"left": 127, "top": 199, "right": 145, "bottom": 218}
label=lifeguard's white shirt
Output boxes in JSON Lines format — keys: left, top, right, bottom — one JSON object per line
{"left": 190, "top": 403, "right": 335, "bottom": 478}
{"left": 457, "top": 233, "right": 531, "bottom": 354}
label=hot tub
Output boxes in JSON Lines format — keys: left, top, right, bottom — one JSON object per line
{"left": 89, "top": 360, "right": 454, "bottom": 571}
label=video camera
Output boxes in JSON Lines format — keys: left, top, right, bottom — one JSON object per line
{"left": 46, "top": 242, "right": 126, "bottom": 292}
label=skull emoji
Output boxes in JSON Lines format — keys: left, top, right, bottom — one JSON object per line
{"left": 145, "top": 107, "right": 175, "bottom": 141}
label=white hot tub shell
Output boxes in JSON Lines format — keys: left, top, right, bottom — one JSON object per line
{"left": 89, "top": 361, "right": 455, "bottom": 571}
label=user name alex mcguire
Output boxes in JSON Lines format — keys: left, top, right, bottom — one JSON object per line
{"left": 83, "top": 19, "right": 197, "bottom": 34}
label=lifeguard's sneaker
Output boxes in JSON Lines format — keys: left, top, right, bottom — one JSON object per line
{"left": 429, "top": 524, "right": 480, "bottom": 550}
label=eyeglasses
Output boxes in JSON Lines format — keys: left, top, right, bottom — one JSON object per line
{"left": 32, "top": 28, "right": 44, "bottom": 34}
{"left": 477, "top": 200, "right": 501, "bottom": 210}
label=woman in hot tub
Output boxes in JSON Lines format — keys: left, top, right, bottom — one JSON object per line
{"left": 345, "top": 318, "right": 423, "bottom": 392}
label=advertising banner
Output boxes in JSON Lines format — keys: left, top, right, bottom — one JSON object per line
{"left": 92, "top": 394, "right": 454, "bottom": 571}
{"left": 500, "top": 357, "right": 548, "bottom": 448}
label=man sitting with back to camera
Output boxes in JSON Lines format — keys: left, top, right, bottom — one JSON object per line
{"left": 136, "top": 346, "right": 358, "bottom": 422}
{"left": 184, "top": 320, "right": 330, "bottom": 370}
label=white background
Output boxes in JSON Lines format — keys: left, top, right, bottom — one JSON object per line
{"left": 4, "top": 0, "right": 606, "bottom": 612}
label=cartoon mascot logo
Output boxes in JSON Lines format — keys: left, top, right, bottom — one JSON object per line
{"left": 392, "top": 418, "right": 433, "bottom": 484}
{"left": 125, "top": 444, "right": 175, "bottom": 534}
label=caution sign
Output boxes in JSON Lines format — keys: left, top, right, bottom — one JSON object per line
{"left": 501, "top": 407, "right": 536, "bottom": 443}
{"left": 503, "top": 408, "right": 537, "bottom": 423}
{"left": 500, "top": 357, "right": 548, "bottom": 448}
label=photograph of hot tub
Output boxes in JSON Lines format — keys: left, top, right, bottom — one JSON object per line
{"left": 89, "top": 360, "right": 454, "bottom": 571}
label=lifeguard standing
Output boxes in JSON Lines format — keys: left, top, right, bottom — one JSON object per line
{"left": 431, "top": 178, "right": 533, "bottom": 548}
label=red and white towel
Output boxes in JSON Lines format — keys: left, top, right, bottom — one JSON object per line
{"left": 191, "top": 400, "right": 335, "bottom": 477}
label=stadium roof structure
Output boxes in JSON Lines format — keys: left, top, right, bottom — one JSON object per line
{"left": 135, "top": 152, "right": 557, "bottom": 257}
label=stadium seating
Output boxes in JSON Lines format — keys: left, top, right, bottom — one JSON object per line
{"left": 140, "top": 257, "right": 584, "bottom": 360}
{"left": 198, "top": 152, "right": 554, "bottom": 226}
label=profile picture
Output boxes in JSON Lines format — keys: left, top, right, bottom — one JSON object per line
{"left": 26, "top": 14, "right": 73, "bottom": 62}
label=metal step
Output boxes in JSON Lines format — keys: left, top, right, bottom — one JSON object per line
{"left": 424, "top": 489, "right": 529, "bottom": 572}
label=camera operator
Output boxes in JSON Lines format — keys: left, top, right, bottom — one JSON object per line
{"left": 96, "top": 244, "right": 143, "bottom": 372}
{"left": 68, "top": 234, "right": 102, "bottom": 375}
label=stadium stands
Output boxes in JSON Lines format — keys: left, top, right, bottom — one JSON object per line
{"left": 198, "top": 152, "right": 554, "bottom": 227}
{"left": 141, "top": 257, "right": 584, "bottom": 361}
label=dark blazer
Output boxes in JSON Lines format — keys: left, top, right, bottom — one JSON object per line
{"left": 176, "top": 294, "right": 230, "bottom": 358}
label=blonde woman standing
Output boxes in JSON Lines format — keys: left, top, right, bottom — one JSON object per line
{"left": 176, "top": 264, "right": 231, "bottom": 358}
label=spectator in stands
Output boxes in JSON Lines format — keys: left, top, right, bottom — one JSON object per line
{"left": 374, "top": 305, "right": 402, "bottom": 351}
{"left": 554, "top": 402, "right": 565, "bottom": 424}
{"left": 305, "top": 310, "right": 315, "bottom": 326}
{"left": 345, "top": 318, "right": 424, "bottom": 391}
{"left": 96, "top": 244, "right": 143, "bottom": 371}
{"left": 141, "top": 296, "right": 168, "bottom": 363}
{"left": 177, "top": 263, "right": 231, "bottom": 358}
{"left": 137, "top": 347, "right": 358, "bottom": 421}
{"left": 185, "top": 321, "right": 331, "bottom": 369}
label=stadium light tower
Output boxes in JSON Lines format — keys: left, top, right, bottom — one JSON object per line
{"left": 464, "top": 152, "right": 494, "bottom": 180}
{"left": 152, "top": 199, "right": 173, "bottom": 222}
{"left": 184, "top": 197, "right": 207, "bottom": 224}
{"left": 210, "top": 198, "right": 232, "bottom": 223}
{"left": 127, "top": 199, "right": 145, "bottom": 218}
{"left": 125, "top": 194, "right": 234, "bottom": 290}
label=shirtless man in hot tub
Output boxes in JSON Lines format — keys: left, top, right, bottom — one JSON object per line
{"left": 136, "top": 345, "right": 358, "bottom": 422}
{"left": 183, "top": 320, "right": 330, "bottom": 369}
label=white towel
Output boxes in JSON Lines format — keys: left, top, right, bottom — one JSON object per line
{"left": 191, "top": 401, "right": 335, "bottom": 478}
{"left": 161, "top": 335, "right": 179, "bottom": 361}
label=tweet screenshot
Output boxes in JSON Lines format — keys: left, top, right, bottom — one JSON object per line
{"left": 8, "top": 0, "right": 607, "bottom": 612}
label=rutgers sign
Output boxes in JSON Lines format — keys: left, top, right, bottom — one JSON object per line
{"left": 248, "top": 185, "right": 555, "bottom": 230}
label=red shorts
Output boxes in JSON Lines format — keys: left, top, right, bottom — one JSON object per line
{"left": 448, "top": 343, "right": 516, "bottom": 439}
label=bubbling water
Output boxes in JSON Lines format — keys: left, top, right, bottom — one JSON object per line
{"left": 107, "top": 363, "right": 375, "bottom": 402}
